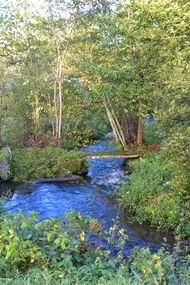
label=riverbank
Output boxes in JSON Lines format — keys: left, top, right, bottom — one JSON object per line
{"left": 118, "top": 150, "right": 190, "bottom": 239}
{"left": 8, "top": 147, "right": 88, "bottom": 182}
{"left": 0, "top": 146, "right": 139, "bottom": 183}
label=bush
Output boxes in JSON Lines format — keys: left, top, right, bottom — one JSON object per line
{"left": 61, "top": 140, "right": 80, "bottom": 151}
{"left": 0, "top": 211, "right": 127, "bottom": 279}
{"left": 118, "top": 151, "right": 190, "bottom": 237}
{"left": 11, "top": 147, "right": 88, "bottom": 181}
{"left": 0, "top": 211, "right": 189, "bottom": 285}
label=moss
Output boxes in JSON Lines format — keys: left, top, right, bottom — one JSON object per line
{"left": 0, "top": 148, "right": 10, "bottom": 163}
{"left": 11, "top": 147, "right": 89, "bottom": 181}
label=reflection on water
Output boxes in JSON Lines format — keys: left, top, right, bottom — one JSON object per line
{"left": 2, "top": 140, "right": 173, "bottom": 250}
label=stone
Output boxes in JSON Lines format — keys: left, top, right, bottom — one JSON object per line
{"left": 0, "top": 148, "right": 12, "bottom": 181}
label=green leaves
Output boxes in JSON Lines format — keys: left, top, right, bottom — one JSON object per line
{"left": 0, "top": 210, "right": 189, "bottom": 284}
{"left": 118, "top": 149, "right": 190, "bottom": 236}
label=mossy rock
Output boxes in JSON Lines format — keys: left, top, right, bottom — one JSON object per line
{"left": 11, "top": 147, "right": 89, "bottom": 181}
{"left": 0, "top": 148, "right": 13, "bottom": 181}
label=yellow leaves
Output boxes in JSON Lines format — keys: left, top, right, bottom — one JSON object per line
{"left": 30, "top": 252, "right": 36, "bottom": 263}
{"left": 22, "top": 80, "right": 29, "bottom": 86}
{"left": 96, "top": 75, "right": 102, "bottom": 84}
{"left": 90, "top": 220, "right": 103, "bottom": 233}
{"left": 175, "top": 235, "right": 181, "bottom": 241}
{"left": 80, "top": 231, "right": 86, "bottom": 241}
{"left": 179, "top": 189, "right": 187, "bottom": 196}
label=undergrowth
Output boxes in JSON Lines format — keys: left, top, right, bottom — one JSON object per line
{"left": 0, "top": 211, "right": 189, "bottom": 284}
{"left": 118, "top": 151, "right": 190, "bottom": 237}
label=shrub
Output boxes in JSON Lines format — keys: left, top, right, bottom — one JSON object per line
{"left": 0, "top": 211, "right": 126, "bottom": 279}
{"left": 61, "top": 140, "right": 80, "bottom": 151}
{"left": 11, "top": 147, "right": 88, "bottom": 181}
{"left": 0, "top": 211, "right": 189, "bottom": 285}
{"left": 118, "top": 151, "right": 190, "bottom": 237}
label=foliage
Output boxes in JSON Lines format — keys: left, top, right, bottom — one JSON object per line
{"left": 11, "top": 147, "right": 88, "bottom": 181}
{"left": 0, "top": 211, "right": 126, "bottom": 279}
{"left": 0, "top": 211, "right": 189, "bottom": 284}
{"left": 0, "top": 0, "right": 110, "bottom": 148}
{"left": 143, "top": 121, "right": 164, "bottom": 145}
{"left": 1, "top": 0, "right": 190, "bottom": 148}
{"left": 61, "top": 139, "right": 80, "bottom": 151}
{"left": 0, "top": 148, "right": 11, "bottom": 164}
{"left": 119, "top": 151, "right": 190, "bottom": 237}
{"left": 63, "top": 95, "right": 109, "bottom": 147}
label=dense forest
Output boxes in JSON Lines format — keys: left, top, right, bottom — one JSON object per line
{"left": 0, "top": 0, "right": 189, "bottom": 284}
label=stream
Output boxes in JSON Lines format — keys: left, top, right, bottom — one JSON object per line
{"left": 1, "top": 140, "right": 172, "bottom": 252}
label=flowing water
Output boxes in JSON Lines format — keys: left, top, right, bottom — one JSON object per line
{"left": 1, "top": 140, "right": 173, "bottom": 252}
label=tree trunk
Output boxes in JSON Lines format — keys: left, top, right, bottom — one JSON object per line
{"left": 105, "top": 97, "right": 126, "bottom": 146}
{"left": 103, "top": 97, "right": 126, "bottom": 148}
{"left": 126, "top": 0, "right": 131, "bottom": 18}
{"left": 103, "top": 98, "right": 119, "bottom": 141}
{"left": 125, "top": 114, "right": 137, "bottom": 144}
{"left": 48, "top": 3, "right": 64, "bottom": 143}
{"left": 54, "top": 81, "right": 59, "bottom": 138}
{"left": 121, "top": 115, "right": 129, "bottom": 143}
{"left": 0, "top": 93, "right": 2, "bottom": 145}
{"left": 34, "top": 93, "right": 40, "bottom": 138}
{"left": 58, "top": 80, "right": 62, "bottom": 142}
{"left": 137, "top": 117, "right": 143, "bottom": 146}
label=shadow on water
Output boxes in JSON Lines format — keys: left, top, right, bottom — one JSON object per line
{"left": 0, "top": 182, "right": 16, "bottom": 198}
{"left": 1, "top": 140, "right": 174, "bottom": 251}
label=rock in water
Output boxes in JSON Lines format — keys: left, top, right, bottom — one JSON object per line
{"left": 0, "top": 148, "right": 12, "bottom": 181}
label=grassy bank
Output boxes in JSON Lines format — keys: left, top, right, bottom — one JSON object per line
{"left": 0, "top": 211, "right": 189, "bottom": 285}
{"left": 9, "top": 147, "right": 88, "bottom": 181}
{"left": 118, "top": 151, "right": 190, "bottom": 238}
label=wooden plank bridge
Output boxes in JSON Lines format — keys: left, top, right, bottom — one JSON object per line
{"left": 83, "top": 151, "right": 140, "bottom": 160}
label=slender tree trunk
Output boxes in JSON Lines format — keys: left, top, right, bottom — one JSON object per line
{"left": 122, "top": 115, "right": 129, "bottom": 143}
{"left": 48, "top": 96, "right": 55, "bottom": 137}
{"left": 105, "top": 97, "right": 126, "bottom": 146}
{"left": 48, "top": 2, "right": 64, "bottom": 143}
{"left": 34, "top": 92, "right": 40, "bottom": 137}
{"left": 127, "top": 0, "right": 131, "bottom": 18}
{"left": 128, "top": 115, "right": 138, "bottom": 144}
{"left": 137, "top": 117, "right": 143, "bottom": 146}
{"left": 58, "top": 80, "right": 62, "bottom": 142}
{"left": 103, "top": 97, "right": 126, "bottom": 148}
{"left": 54, "top": 81, "right": 59, "bottom": 138}
{"left": 0, "top": 92, "right": 2, "bottom": 145}
{"left": 26, "top": 31, "right": 41, "bottom": 138}
{"left": 104, "top": 98, "right": 119, "bottom": 141}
